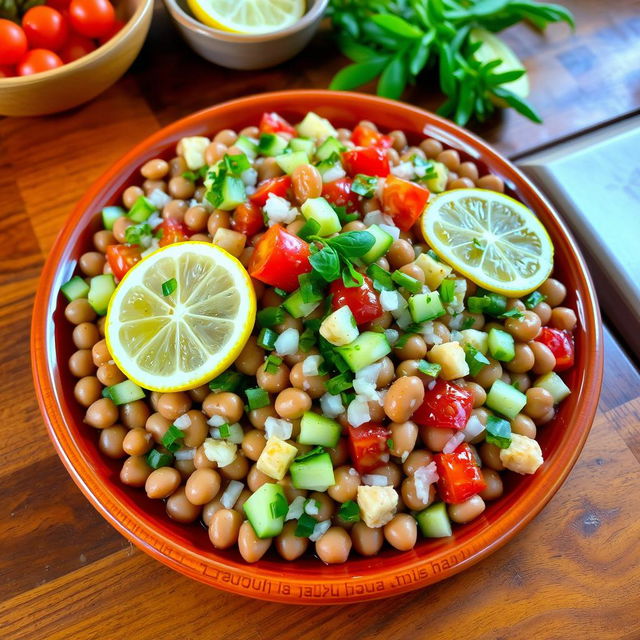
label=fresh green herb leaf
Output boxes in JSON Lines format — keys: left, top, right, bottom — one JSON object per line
{"left": 341, "top": 261, "right": 364, "bottom": 288}
{"left": 270, "top": 493, "right": 289, "bottom": 519}
{"left": 257, "top": 306, "right": 285, "bottom": 328}
{"left": 245, "top": 387, "right": 270, "bottom": 411}
{"left": 218, "top": 423, "right": 231, "bottom": 439}
{"left": 461, "top": 315, "right": 477, "bottom": 330}
{"left": 125, "top": 223, "right": 152, "bottom": 246}
{"left": 351, "top": 174, "right": 378, "bottom": 198}
{"left": 366, "top": 263, "right": 395, "bottom": 291}
{"left": 392, "top": 270, "right": 423, "bottom": 294}
{"left": 257, "top": 327, "right": 278, "bottom": 350}
{"left": 209, "top": 370, "right": 250, "bottom": 393}
{"left": 331, "top": 203, "right": 359, "bottom": 225}
{"left": 295, "top": 513, "right": 317, "bottom": 537}
{"left": 222, "top": 153, "right": 251, "bottom": 176}
{"left": 297, "top": 218, "right": 321, "bottom": 241}
{"left": 294, "top": 446, "right": 325, "bottom": 462}
{"left": 162, "top": 278, "right": 177, "bottom": 297}
{"left": 146, "top": 449, "right": 174, "bottom": 469}
{"left": 338, "top": 500, "right": 360, "bottom": 522}
{"left": 310, "top": 245, "right": 341, "bottom": 282}
{"left": 386, "top": 438, "right": 394, "bottom": 450}
{"left": 161, "top": 425, "right": 185, "bottom": 453}
{"left": 274, "top": 287, "right": 288, "bottom": 298}
{"left": 299, "top": 272, "right": 325, "bottom": 303}
{"left": 486, "top": 415, "right": 512, "bottom": 449}
{"left": 328, "top": 230, "right": 376, "bottom": 258}
{"left": 439, "top": 279, "right": 455, "bottom": 303}
{"left": 464, "top": 344, "right": 491, "bottom": 376}
{"left": 299, "top": 328, "right": 317, "bottom": 353}
{"left": 417, "top": 360, "right": 442, "bottom": 377}
{"left": 499, "top": 308, "right": 525, "bottom": 319}
{"left": 264, "top": 354, "right": 282, "bottom": 374}
{"left": 327, "top": 371, "right": 354, "bottom": 395}
{"left": 524, "top": 291, "right": 546, "bottom": 309}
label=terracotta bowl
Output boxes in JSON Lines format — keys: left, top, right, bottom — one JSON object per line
{"left": 31, "top": 90, "right": 603, "bottom": 604}
{"left": 0, "top": 0, "right": 153, "bottom": 117}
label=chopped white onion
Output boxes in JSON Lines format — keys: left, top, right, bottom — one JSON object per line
{"left": 363, "top": 210, "right": 394, "bottom": 227}
{"left": 241, "top": 167, "right": 258, "bottom": 187}
{"left": 173, "top": 413, "right": 192, "bottom": 430}
{"left": 321, "top": 165, "right": 346, "bottom": 183}
{"left": 148, "top": 189, "right": 171, "bottom": 210}
{"left": 264, "top": 417, "right": 293, "bottom": 441}
{"left": 220, "top": 480, "right": 244, "bottom": 509}
{"left": 384, "top": 329, "right": 400, "bottom": 346}
{"left": 448, "top": 313, "right": 465, "bottom": 330}
{"left": 302, "top": 355, "right": 323, "bottom": 377}
{"left": 309, "top": 520, "right": 332, "bottom": 542}
{"left": 355, "top": 362, "right": 381, "bottom": 384}
{"left": 263, "top": 193, "right": 297, "bottom": 227}
{"left": 464, "top": 415, "right": 485, "bottom": 442}
{"left": 203, "top": 439, "right": 237, "bottom": 467}
{"left": 362, "top": 474, "right": 388, "bottom": 486}
{"left": 285, "top": 495, "right": 306, "bottom": 521}
{"left": 146, "top": 211, "right": 163, "bottom": 230}
{"left": 174, "top": 448, "right": 195, "bottom": 461}
{"left": 379, "top": 223, "right": 400, "bottom": 240}
{"left": 245, "top": 185, "right": 256, "bottom": 196}
{"left": 395, "top": 308, "right": 414, "bottom": 330}
{"left": 414, "top": 462, "right": 439, "bottom": 502}
{"left": 421, "top": 321, "right": 443, "bottom": 346}
{"left": 274, "top": 328, "right": 300, "bottom": 356}
{"left": 443, "top": 431, "right": 466, "bottom": 454}
{"left": 380, "top": 289, "right": 403, "bottom": 311}
{"left": 391, "top": 161, "right": 416, "bottom": 180}
{"left": 209, "top": 423, "right": 244, "bottom": 444}
{"left": 319, "top": 393, "right": 344, "bottom": 419}
{"left": 207, "top": 414, "right": 227, "bottom": 428}
{"left": 304, "top": 498, "right": 320, "bottom": 515}
{"left": 347, "top": 395, "right": 371, "bottom": 428}
{"left": 450, "top": 330, "right": 464, "bottom": 342}
{"left": 353, "top": 380, "right": 380, "bottom": 403}
{"left": 348, "top": 467, "right": 359, "bottom": 476}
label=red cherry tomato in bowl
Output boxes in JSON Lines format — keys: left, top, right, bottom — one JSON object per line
{"left": 22, "top": 6, "right": 68, "bottom": 51}
{"left": 413, "top": 379, "right": 473, "bottom": 431}
{"left": 534, "top": 327, "right": 575, "bottom": 372}
{"left": 0, "top": 19, "right": 28, "bottom": 66}
{"left": 351, "top": 124, "right": 393, "bottom": 149}
{"left": 347, "top": 423, "right": 390, "bottom": 474}
{"left": 0, "top": 64, "right": 16, "bottom": 78}
{"left": 321, "top": 177, "right": 361, "bottom": 213}
{"left": 98, "top": 18, "right": 125, "bottom": 43}
{"left": 17, "top": 49, "right": 63, "bottom": 76}
{"left": 259, "top": 112, "right": 296, "bottom": 136}
{"left": 59, "top": 33, "right": 96, "bottom": 62}
{"left": 231, "top": 201, "right": 264, "bottom": 237}
{"left": 69, "top": 0, "right": 116, "bottom": 39}
{"left": 329, "top": 275, "right": 382, "bottom": 325}
{"left": 382, "top": 175, "right": 430, "bottom": 232}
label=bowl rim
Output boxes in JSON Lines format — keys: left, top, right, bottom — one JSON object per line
{"left": 0, "top": 0, "right": 153, "bottom": 86}
{"left": 31, "top": 89, "right": 604, "bottom": 604}
{"left": 162, "top": 0, "right": 328, "bottom": 42}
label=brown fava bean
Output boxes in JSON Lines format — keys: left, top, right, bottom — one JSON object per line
{"left": 532, "top": 301, "right": 552, "bottom": 325}
{"left": 477, "top": 174, "right": 504, "bottom": 192}
{"left": 275, "top": 521, "right": 309, "bottom": 560}
{"left": 120, "top": 455, "right": 152, "bottom": 487}
{"left": 205, "top": 141, "right": 227, "bottom": 166}
{"left": 238, "top": 521, "right": 272, "bottom": 562}
{"left": 184, "top": 205, "right": 208, "bottom": 232}
{"left": 316, "top": 527, "right": 352, "bottom": 564}
{"left": 93, "top": 229, "right": 115, "bottom": 253}
{"left": 550, "top": 307, "right": 577, "bottom": 331}
{"left": 402, "top": 449, "right": 433, "bottom": 476}
{"left": 202, "top": 499, "right": 224, "bottom": 526}
{"left": 85, "top": 397, "right": 118, "bottom": 428}
{"left": 248, "top": 405, "right": 278, "bottom": 430}
{"left": 479, "top": 468, "right": 504, "bottom": 501}
{"left": 188, "top": 384, "right": 209, "bottom": 404}
{"left": 79, "top": 251, "right": 105, "bottom": 277}
{"left": 479, "top": 442, "right": 504, "bottom": 470}
{"left": 401, "top": 476, "right": 434, "bottom": 511}
{"left": 420, "top": 138, "right": 443, "bottom": 158}
{"left": 122, "top": 428, "right": 152, "bottom": 456}
{"left": 289, "top": 361, "right": 329, "bottom": 399}
{"left": 421, "top": 425, "right": 455, "bottom": 452}
{"left": 505, "top": 310, "right": 541, "bottom": 342}
{"left": 387, "top": 239, "right": 415, "bottom": 269}
{"left": 209, "top": 508, "right": 243, "bottom": 549}
{"left": 175, "top": 458, "right": 196, "bottom": 480}
{"left": 96, "top": 362, "right": 126, "bottom": 387}
{"left": 394, "top": 334, "right": 427, "bottom": 361}
{"left": 524, "top": 387, "right": 554, "bottom": 419}
{"left": 437, "top": 149, "right": 461, "bottom": 171}
{"left": 207, "top": 210, "right": 231, "bottom": 236}
{"left": 202, "top": 392, "right": 244, "bottom": 423}
{"left": 351, "top": 521, "right": 384, "bottom": 556}
{"left": 505, "top": 343, "right": 535, "bottom": 373}
{"left": 384, "top": 376, "right": 425, "bottom": 423}
{"left": 376, "top": 357, "right": 395, "bottom": 387}
{"left": 510, "top": 372, "right": 531, "bottom": 393}
{"left": 371, "top": 462, "right": 402, "bottom": 488}
{"left": 98, "top": 425, "right": 127, "bottom": 458}
{"left": 182, "top": 410, "right": 209, "bottom": 448}
{"left": 168, "top": 176, "right": 195, "bottom": 200}
{"left": 399, "top": 262, "right": 426, "bottom": 284}
{"left": 328, "top": 466, "right": 360, "bottom": 503}
{"left": 91, "top": 339, "right": 110, "bottom": 367}
{"left": 384, "top": 513, "right": 417, "bottom": 551}
{"left": 162, "top": 198, "right": 188, "bottom": 222}
{"left": 145, "top": 412, "right": 171, "bottom": 443}
{"left": 449, "top": 177, "right": 475, "bottom": 189}
{"left": 308, "top": 492, "right": 335, "bottom": 522}
{"left": 292, "top": 163, "right": 322, "bottom": 203}
{"left": 219, "top": 453, "right": 249, "bottom": 480}
{"left": 327, "top": 437, "right": 349, "bottom": 467}
{"left": 141, "top": 158, "right": 169, "bottom": 180}
{"left": 214, "top": 128, "right": 238, "bottom": 146}
{"left": 75, "top": 376, "right": 103, "bottom": 407}
{"left": 511, "top": 413, "right": 537, "bottom": 439}
{"left": 388, "top": 421, "right": 418, "bottom": 458}
{"left": 122, "top": 185, "right": 143, "bottom": 209}
{"left": 112, "top": 215, "right": 134, "bottom": 243}
{"left": 166, "top": 487, "right": 202, "bottom": 523}
{"left": 529, "top": 340, "right": 556, "bottom": 375}
{"left": 242, "top": 430, "right": 267, "bottom": 463}
{"left": 69, "top": 349, "right": 96, "bottom": 377}
{"left": 194, "top": 444, "right": 216, "bottom": 470}
{"left": 278, "top": 475, "right": 307, "bottom": 502}
{"left": 473, "top": 357, "right": 502, "bottom": 389}
{"left": 235, "top": 336, "right": 265, "bottom": 376}
{"left": 185, "top": 468, "right": 221, "bottom": 505}
{"left": 458, "top": 161, "right": 479, "bottom": 182}
{"left": 275, "top": 388, "right": 311, "bottom": 420}
{"left": 145, "top": 467, "right": 181, "bottom": 499}
{"left": 247, "top": 464, "right": 273, "bottom": 492}
{"left": 120, "top": 400, "right": 151, "bottom": 430}
{"left": 157, "top": 392, "right": 192, "bottom": 422}
{"left": 538, "top": 278, "right": 566, "bottom": 307}
{"left": 65, "top": 298, "right": 97, "bottom": 325}
{"left": 448, "top": 495, "right": 485, "bottom": 523}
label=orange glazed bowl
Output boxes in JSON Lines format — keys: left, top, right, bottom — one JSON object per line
{"left": 31, "top": 90, "right": 603, "bottom": 604}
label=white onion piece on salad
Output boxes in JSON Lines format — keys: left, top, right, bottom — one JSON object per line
{"left": 361, "top": 474, "right": 388, "bottom": 486}
{"left": 285, "top": 495, "right": 306, "bottom": 521}
{"left": 264, "top": 417, "right": 293, "bottom": 441}
{"left": 173, "top": 413, "right": 191, "bottom": 430}
{"left": 302, "top": 355, "right": 323, "bottom": 377}
{"left": 363, "top": 210, "right": 394, "bottom": 227}
{"left": 463, "top": 415, "right": 485, "bottom": 442}
{"left": 347, "top": 395, "right": 370, "bottom": 428}
{"left": 379, "top": 223, "right": 400, "bottom": 239}
{"left": 309, "top": 520, "right": 332, "bottom": 542}
{"left": 443, "top": 431, "right": 466, "bottom": 454}
{"left": 220, "top": 480, "right": 244, "bottom": 509}
{"left": 207, "top": 414, "right": 227, "bottom": 428}
{"left": 174, "top": 448, "right": 195, "bottom": 461}
{"left": 148, "top": 188, "right": 171, "bottom": 210}
{"left": 320, "top": 392, "right": 344, "bottom": 419}
{"left": 274, "top": 328, "right": 299, "bottom": 356}
{"left": 414, "top": 462, "right": 439, "bottom": 502}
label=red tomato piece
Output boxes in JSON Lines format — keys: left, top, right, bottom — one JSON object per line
{"left": 0, "top": 19, "right": 28, "bottom": 66}
{"left": 68, "top": 0, "right": 115, "bottom": 39}
{"left": 22, "top": 6, "right": 68, "bottom": 51}
{"left": 0, "top": 64, "right": 16, "bottom": 78}
{"left": 98, "top": 17, "right": 124, "bottom": 43}
{"left": 413, "top": 379, "right": 473, "bottom": 431}
{"left": 321, "top": 177, "right": 361, "bottom": 213}
{"left": 342, "top": 147, "right": 390, "bottom": 178}
{"left": 534, "top": 327, "right": 575, "bottom": 372}
{"left": 347, "top": 423, "right": 390, "bottom": 474}
{"left": 106, "top": 244, "right": 142, "bottom": 280}
{"left": 158, "top": 218, "right": 193, "bottom": 247}
{"left": 259, "top": 112, "right": 296, "bottom": 136}
{"left": 47, "top": 0, "right": 72, "bottom": 10}
{"left": 59, "top": 32, "right": 96, "bottom": 62}
{"left": 382, "top": 175, "right": 430, "bottom": 232}
{"left": 17, "top": 48, "right": 63, "bottom": 75}
{"left": 232, "top": 201, "right": 264, "bottom": 237}
{"left": 330, "top": 275, "right": 382, "bottom": 325}
{"left": 351, "top": 124, "right": 392, "bottom": 149}
{"left": 249, "top": 176, "right": 291, "bottom": 207}
{"left": 434, "top": 443, "right": 486, "bottom": 504}
{"left": 248, "top": 224, "right": 312, "bottom": 292}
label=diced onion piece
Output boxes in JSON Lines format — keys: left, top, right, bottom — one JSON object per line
{"left": 220, "top": 480, "right": 244, "bottom": 509}
{"left": 146, "top": 210, "right": 164, "bottom": 230}
{"left": 379, "top": 223, "right": 400, "bottom": 240}
{"left": 390, "top": 161, "right": 415, "bottom": 180}
{"left": 384, "top": 329, "right": 399, "bottom": 346}
{"left": 173, "top": 413, "right": 192, "bottom": 430}
{"left": 203, "top": 439, "right": 237, "bottom": 467}
{"left": 309, "top": 519, "right": 332, "bottom": 542}
{"left": 207, "top": 414, "right": 227, "bottom": 427}
{"left": 285, "top": 495, "right": 306, "bottom": 521}
{"left": 421, "top": 321, "right": 443, "bottom": 346}
{"left": 363, "top": 210, "right": 394, "bottom": 227}
{"left": 362, "top": 474, "right": 388, "bottom": 486}
{"left": 302, "top": 355, "right": 323, "bottom": 377}
{"left": 274, "top": 328, "right": 300, "bottom": 356}
{"left": 443, "top": 431, "right": 466, "bottom": 454}
{"left": 148, "top": 189, "right": 171, "bottom": 210}
{"left": 241, "top": 168, "right": 258, "bottom": 187}
{"left": 304, "top": 498, "right": 320, "bottom": 515}
{"left": 463, "top": 415, "right": 485, "bottom": 442}
{"left": 321, "top": 165, "right": 346, "bottom": 183}
{"left": 395, "top": 308, "right": 414, "bottom": 329}
{"left": 320, "top": 392, "right": 344, "bottom": 419}
{"left": 264, "top": 417, "right": 293, "bottom": 441}
{"left": 209, "top": 423, "right": 244, "bottom": 444}
{"left": 355, "top": 362, "right": 382, "bottom": 384}
{"left": 347, "top": 395, "right": 371, "bottom": 428}
{"left": 264, "top": 194, "right": 297, "bottom": 227}
{"left": 380, "top": 289, "right": 403, "bottom": 311}
{"left": 174, "top": 448, "right": 195, "bottom": 461}
{"left": 414, "top": 462, "right": 439, "bottom": 502}
{"left": 352, "top": 380, "right": 380, "bottom": 403}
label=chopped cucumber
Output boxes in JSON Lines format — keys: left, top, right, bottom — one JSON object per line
{"left": 408, "top": 291, "right": 446, "bottom": 323}
{"left": 415, "top": 502, "right": 452, "bottom": 538}
{"left": 359, "top": 224, "right": 394, "bottom": 264}
{"left": 258, "top": 133, "right": 289, "bottom": 157}
{"left": 534, "top": 372, "right": 571, "bottom": 403}
{"left": 315, "top": 136, "right": 346, "bottom": 161}
{"left": 488, "top": 328, "right": 515, "bottom": 362}
{"left": 102, "top": 206, "right": 125, "bottom": 230}
{"left": 290, "top": 452, "right": 335, "bottom": 491}
{"left": 275, "top": 151, "right": 309, "bottom": 175}
{"left": 282, "top": 289, "right": 321, "bottom": 319}
{"left": 235, "top": 135, "right": 258, "bottom": 159}
{"left": 485, "top": 379, "right": 527, "bottom": 419}
{"left": 217, "top": 175, "right": 246, "bottom": 211}
{"left": 298, "top": 412, "right": 341, "bottom": 448}
{"left": 336, "top": 331, "right": 391, "bottom": 372}
{"left": 128, "top": 195, "right": 156, "bottom": 223}
{"left": 61, "top": 275, "right": 89, "bottom": 301}
{"left": 243, "top": 482, "right": 287, "bottom": 539}
{"left": 296, "top": 112, "right": 338, "bottom": 140}
{"left": 425, "top": 161, "right": 448, "bottom": 193}
{"left": 104, "top": 380, "right": 145, "bottom": 405}
{"left": 300, "top": 197, "right": 341, "bottom": 236}
{"left": 88, "top": 274, "right": 116, "bottom": 316}
{"left": 289, "top": 137, "right": 315, "bottom": 155}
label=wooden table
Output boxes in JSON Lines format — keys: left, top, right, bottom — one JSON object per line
{"left": 1, "top": 1, "right": 639, "bottom": 637}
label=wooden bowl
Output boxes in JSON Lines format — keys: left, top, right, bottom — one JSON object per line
{"left": 31, "top": 90, "right": 603, "bottom": 604}
{"left": 0, "top": 0, "right": 153, "bottom": 117}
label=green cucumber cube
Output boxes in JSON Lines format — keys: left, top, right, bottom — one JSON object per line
{"left": 217, "top": 175, "right": 246, "bottom": 211}
{"left": 336, "top": 331, "right": 391, "bottom": 372}
{"left": 290, "top": 452, "right": 335, "bottom": 491}
{"left": 61, "top": 275, "right": 89, "bottom": 301}
{"left": 534, "top": 372, "right": 571, "bottom": 404}
{"left": 360, "top": 225, "right": 394, "bottom": 264}
{"left": 300, "top": 197, "right": 341, "bottom": 236}
{"left": 275, "top": 151, "right": 309, "bottom": 175}
{"left": 486, "top": 379, "right": 527, "bottom": 419}
{"left": 104, "top": 380, "right": 145, "bottom": 405}
{"left": 299, "top": 412, "right": 341, "bottom": 448}
{"left": 282, "top": 289, "right": 321, "bottom": 319}
{"left": 289, "top": 137, "right": 316, "bottom": 155}
{"left": 235, "top": 135, "right": 259, "bottom": 159}
{"left": 102, "top": 206, "right": 125, "bottom": 230}
{"left": 258, "top": 133, "right": 289, "bottom": 157}
{"left": 415, "top": 502, "right": 452, "bottom": 538}
{"left": 88, "top": 274, "right": 116, "bottom": 316}
{"left": 243, "top": 482, "right": 287, "bottom": 539}
{"left": 315, "top": 136, "right": 346, "bottom": 161}
{"left": 425, "top": 162, "right": 448, "bottom": 193}
{"left": 296, "top": 112, "right": 338, "bottom": 140}
{"left": 408, "top": 291, "right": 446, "bottom": 323}
{"left": 488, "top": 328, "right": 515, "bottom": 362}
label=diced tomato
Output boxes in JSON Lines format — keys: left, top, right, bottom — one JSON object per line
{"left": 342, "top": 147, "right": 390, "bottom": 178}
{"left": 259, "top": 112, "right": 296, "bottom": 136}
{"left": 413, "top": 379, "right": 473, "bottom": 431}
{"left": 382, "top": 175, "right": 430, "bottom": 231}
{"left": 330, "top": 275, "right": 382, "bottom": 324}
{"left": 434, "top": 443, "right": 486, "bottom": 504}
{"left": 158, "top": 218, "right": 193, "bottom": 247}
{"left": 249, "top": 176, "right": 292, "bottom": 207}
{"left": 534, "top": 327, "right": 575, "bottom": 372}
{"left": 248, "top": 224, "right": 312, "bottom": 292}
{"left": 232, "top": 201, "right": 264, "bottom": 237}
{"left": 351, "top": 124, "right": 393, "bottom": 149}
{"left": 347, "top": 423, "right": 390, "bottom": 474}
{"left": 321, "top": 177, "right": 361, "bottom": 213}
{"left": 106, "top": 244, "right": 142, "bottom": 280}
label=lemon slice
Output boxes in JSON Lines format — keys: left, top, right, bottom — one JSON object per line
{"left": 105, "top": 242, "right": 256, "bottom": 392}
{"left": 187, "top": 0, "right": 305, "bottom": 34}
{"left": 420, "top": 189, "right": 553, "bottom": 296}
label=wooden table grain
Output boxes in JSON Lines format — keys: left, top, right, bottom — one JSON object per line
{"left": 1, "top": 0, "right": 639, "bottom": 637}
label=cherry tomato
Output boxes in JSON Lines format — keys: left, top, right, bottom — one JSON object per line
{"left": 98, "top": 18, "right": 125, "bottom": 43}
{"left": 351, "top": 124, "right": 392, "bottom": 149}
{"left": 330, "top": 275, "right": 382, "bottom": 325}
{"left": 47, "top": 0, "right": 72, "bottom": 10}
{"left": 68, "top": 0, "right": 115, "bottom": 39}
{"left": 59, "top": 33, "right": 96, "bottom": 62}
{"left": 158, "top": 218, "right": 193, "bottom": 247}
{"left": 434, "top": 443, "right": 486, "bottom": 504}
{"left": 321, "top": 177, "right": 361, "bottom": 213}
{"left": 259, "top": 112, "right": 296, "bottom": 136}
{"left": 106, "top": 244, "right": 142, "bottom": 280}
{"left": 231, "top": 201, "right": 264, "bottom": 237}
{"left": 534, "top": 327, "right": 575, "bottom": 372}
{"left": 0, "top": 19, "right": 28, "bottom": 66}
{"left": 249, "top": 224, "right": 312, "bottom": 292}
{"left": 22, "top": 6, "right": 68, "bottom": 51}
{"left": 412, "top": 379, "right": 473, "bottom": 431}
{"left": 347, "top": 423, "right": 390, "bottom": 474}
{"left": 382, "top": 175, "right": 430, "bottom": 231}
{"left": 342, "top": 147, "right": 390, "bottom": 178}
{"left": 249, "top": 175, "right": 291, "bottom": 207}
{"left": 17, "top": 48, "right": 63, "bottom": 75}
{"left": 0, "top": 64, "right": 16, "bottom": 78}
